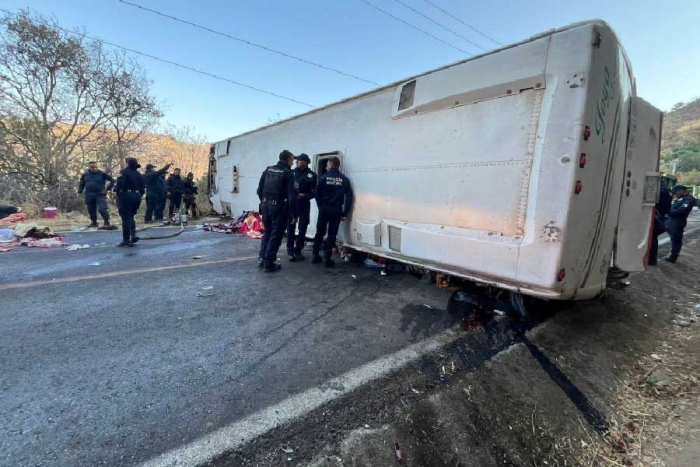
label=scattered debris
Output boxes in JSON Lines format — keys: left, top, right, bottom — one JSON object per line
{"left": 494, "top": 309, "right": 506, "bottom": 316}
{"left": 363, "top": 424, "right": 370, "bottom": 429}
{"left": 351, "top": 275, "right": 357, "bottom": 279}
{"left": 197, "top": 286, "right": 214, "bottom": 297}
{"left": 0, "top": 212, "right": 27, "bottom": 224}
{"left": 280, "top": 446, "right": 294, "bottom": 454}
{"left": 66, "top": 244, "right": 90, "bottom": 251}
{"left": 204, "top": 211, "right": 263, "bottom": 239}
{"left": 191, "top": 256, "right": 202, "bottom": 260}
{"left": 0, "top": 228, "right": 15, "bottom": 242}
{"left": 363, "top": 258, "right": 383, "bottom": 269}
{"left": 24, "top": 237, "right": 67, "bottom": 248}
{"left": 423, "top": 304, "right": 433, "bottom": 309}
{"left": 70, "top": 226, "right": 86, "bottom": 232}
{"left": 651, "top": 353, "right": 662, "bottom": 361}
{"left": 394, "top": 441, "right": 403, "bottom": 461}
{"left": 88, "top": 262, "right": 101, "bottom": 266}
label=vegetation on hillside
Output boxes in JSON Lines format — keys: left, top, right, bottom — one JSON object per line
{"left": 0, "top": 11, "right": 208, "bottom": 213}
{"left": 661, "top": 98, "right": 700, "bottom": 186}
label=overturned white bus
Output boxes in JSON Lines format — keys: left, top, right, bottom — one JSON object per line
{"left": 208, "top": 20, "right": 661, "bottom": 302}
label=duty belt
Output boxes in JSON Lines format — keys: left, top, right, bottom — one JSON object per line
{"left": 261, "top": 198, "right": 288, "bottom": 205}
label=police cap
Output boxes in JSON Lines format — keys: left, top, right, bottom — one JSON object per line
{"left": 672, "top": 184, "right": 688, "bottom": 193}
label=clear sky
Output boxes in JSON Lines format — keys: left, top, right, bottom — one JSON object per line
{"left": 4, "top": 0, "right": 700, "bottom": 142}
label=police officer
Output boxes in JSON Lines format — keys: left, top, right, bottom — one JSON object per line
{"left": 115, "top": 157, "right": 145, "bottom": 247}
{"left": 286, "top": 153, "right": 318, "bottom": 262}
{"left": 312, "top": 157, "right": 353, "bottom": 267}
{"left": 78, "top": 161, "right": 114, "bottom": 228}
{"left": 257, "top": 150, "right": 298, "bottom": 273}
{"left": 158, "top": 172, "right": 168, "bottom": 220}
{"left": 143, "top": 163, "right": 172, "bottom": 223}
{"left": 648, "top": 181, "right": 672, "bottom": 266}
{"left": 166, "top": 168, "right": 185, "bottom": 220}
{"left": 664, "top": 184, "right": 696, "bottom": 263}
{"left": 183, "top": 172, "right": 199, "bottom": 218}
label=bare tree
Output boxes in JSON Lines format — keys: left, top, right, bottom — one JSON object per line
{"left": 101, "top": 50, "right": 162, "bottom": 169}
{"left": 0, "top": 11, "right": 161, "bottom": 209}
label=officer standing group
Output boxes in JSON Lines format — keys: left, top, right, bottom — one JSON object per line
{"left": 167, "top": 168, "right": 185, "bottom": 220}
{"left": 257, "top": 150, "right": 298, "bottom": 272}
{"left": 78, "top": 161, "right": 115, "bottom": 228}
{"left": 115, "top": 157, "right": 146, "bottom": 247}
{"left": 311, "top": 156, "right": 353, "bottom": 268}
{"left": 257, "top": 150, "right": 353, "bottom": 273}
{"left": 664, "top": 184, "right": 696, "bottom": 263}
{"left": 143, "top": 163, "right": 172, "bottom": 223}
{"left": 183, "top": 172, "right": 199, "bottom": 219}
{"left": 287, "top": 153, "right": 317, "bottom": 262}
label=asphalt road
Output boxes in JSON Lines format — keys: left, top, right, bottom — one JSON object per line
{"left": 0, "top": 228, "right": 457, "bottom": 467}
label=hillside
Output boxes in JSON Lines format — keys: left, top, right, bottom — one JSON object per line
{"left": 662, "top": 98, "right": 700, "bottom": 150}
{"left": 660, "top": 98, "right": 700, "bottom": 185}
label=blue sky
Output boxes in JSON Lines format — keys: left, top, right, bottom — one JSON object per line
{"left": 5, "top": 0, "right": 700, "bottom": 142}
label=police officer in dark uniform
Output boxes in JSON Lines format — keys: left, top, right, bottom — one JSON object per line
{"left": 664, "top": 184, "right": 696, "bottom": 263}
{"left": 166, "top": 168, "right": 185, "bottom": 220}
{"left": 78, "top": 161, "right": 114, "bottom": 228}
{"left": 286, "top": 153, "right": 318, "bottom": 262}
{"left": 143, "top": 162, "right": 172, "bottom": 223}
{"left": 257, "top": 150, "right": 298, "bottom": 273}
{"left": 312, "top": 157, "right": 353, "bottom": 268}
{"left": 183, "top": 172, "right": 199, "bottom": 218}
{"left": 648, "top": 180, "right": 672, "bottom": 266}
{"left": 158, "top": 172, "right": 168, "bottom": 220}
{"left": 115, "top": 157, "right": 145, "bottom": 247}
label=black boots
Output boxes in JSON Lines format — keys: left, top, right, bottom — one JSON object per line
{"left": 264, "top": 263, "right": 282, "bottom": 273}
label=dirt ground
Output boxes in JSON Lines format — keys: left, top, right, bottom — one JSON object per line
{"left": 275, "top": 236, "right": 700, "bottom": 467}
{"left": 586, "top": 284, "right": 700, "bottom": 466}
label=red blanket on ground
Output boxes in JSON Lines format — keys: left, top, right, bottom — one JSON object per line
{"left": 0, "top": 213, "right": 27, "bottom": 224}
{"left": 204, "top": 212, "right": 264, "bottom": 238}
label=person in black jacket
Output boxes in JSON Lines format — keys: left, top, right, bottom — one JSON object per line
{"left": 648, "top": 181, "right": 672, "bottom": 266}
{"left": 312, "top": 157, "right": 353, "bottom": 268}
{"left": 664, "top": 185, "right": 696, "bottom": 263}
{"left": 286, "top": 153, "right": 317, "bottom": 261}
{"left": 78, "top": 161, "right": 114, "bottom": 228}
{"left": 257, "top": 150, "right": 298, "bottom": 273}
{"left": 143, "top": 163, "right": 172, "bottom": 223}
{"left": 115, "top": 157, "right": 145, "bottom": 247}
{"left": 183, "top": 172, "right": 199, "bottom": 218}
{"left": 166, "top": 168, "right": 185, "bottom": 220}
{"left": 158, "top": 173, "right": 168, "bottom": 219}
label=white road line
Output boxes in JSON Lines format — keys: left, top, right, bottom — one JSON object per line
{"left": 139, "top": 327, "right": 464, "bottom": 467}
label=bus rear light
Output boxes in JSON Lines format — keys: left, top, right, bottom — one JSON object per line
{"left": 583, "top": 126, "right": 591, "bottom": 141}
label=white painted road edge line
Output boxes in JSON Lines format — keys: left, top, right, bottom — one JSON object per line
{"left": 139, "top": 326, "right": 464, "bottom": 467}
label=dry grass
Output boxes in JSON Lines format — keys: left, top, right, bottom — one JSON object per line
{"left": 583, "top": 319, "right": 700, "bottom": 467}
